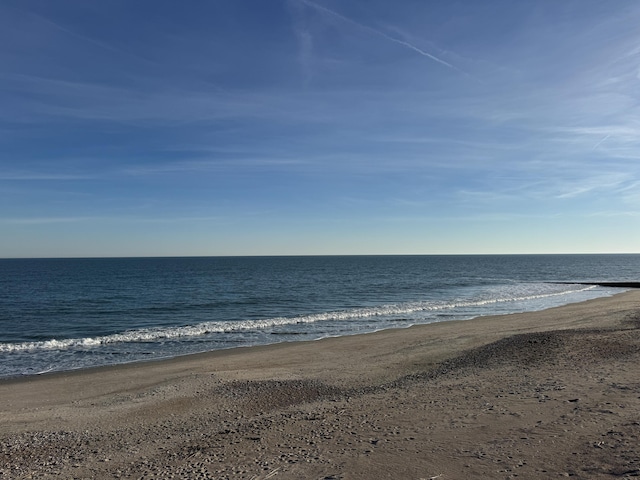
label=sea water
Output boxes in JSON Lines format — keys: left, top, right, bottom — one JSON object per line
{"left": 0, "top": 254, "right": 638, "bottom": 378}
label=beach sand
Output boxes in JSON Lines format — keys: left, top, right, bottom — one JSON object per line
{"left": 2, "top": 290, "right": 640, "bottom": 479}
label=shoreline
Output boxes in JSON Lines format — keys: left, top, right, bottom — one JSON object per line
{"left": 2, "top": 290, "right": 640, "bottom": 479}
{"left": 0, "top": 285, "right": 630, "bottom": 384}
{"left": 553, "top": 281, "right": 640, "bottom": 288}
{"left": 1, "top": 289, "right": 637, "bottom": 393}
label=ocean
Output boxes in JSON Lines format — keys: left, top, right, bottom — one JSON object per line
{"left": 1, "top": 254, "right": 638, "bottom": 379}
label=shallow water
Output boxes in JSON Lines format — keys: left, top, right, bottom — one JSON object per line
{"left": 1, "top": 254, "right": 638, "bottom": 378}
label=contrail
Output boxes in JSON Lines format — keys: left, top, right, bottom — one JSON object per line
{"left": 592, "top": 134, "right": 610, "bottom": 150}
{"left": 300, "top": 0, "right": 462, "bottom": 73}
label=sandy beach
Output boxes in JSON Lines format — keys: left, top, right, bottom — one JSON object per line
{"left": 1, "top": 290, "right": 640, "bottom": 479}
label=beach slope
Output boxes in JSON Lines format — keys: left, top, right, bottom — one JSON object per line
{"left": 2, "top": 291, "right": 640, "bottom": 479}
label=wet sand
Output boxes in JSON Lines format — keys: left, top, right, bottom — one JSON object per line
{"left": 2, "top": 290, "right": 640, "bottom": 479}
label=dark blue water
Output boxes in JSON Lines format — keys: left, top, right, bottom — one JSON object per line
{"left": 0, "top": 254, "right": 638, "bottom": 378}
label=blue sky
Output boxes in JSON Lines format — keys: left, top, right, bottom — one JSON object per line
{"left": 1, "top": 0, "right": 639, "bottom": 257}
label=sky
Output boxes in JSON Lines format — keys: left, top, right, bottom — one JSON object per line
{"left": 1, "top": 0, "right": 639, "bottom": 257}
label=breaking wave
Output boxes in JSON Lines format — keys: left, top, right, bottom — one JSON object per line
{"left": 0, "top": 283, "right": 596, "bottom": 354}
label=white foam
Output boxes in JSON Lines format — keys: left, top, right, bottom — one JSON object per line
{"left": 0, "top": 283, "right": 597, "bottom": 354}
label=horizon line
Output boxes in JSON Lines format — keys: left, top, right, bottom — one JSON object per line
{"left": 2, "top": 252, "right": 639, "bottom": 261}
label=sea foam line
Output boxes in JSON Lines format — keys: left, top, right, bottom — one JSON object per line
{"left": 0, "top": 284, "right": 595, "bottom": 353}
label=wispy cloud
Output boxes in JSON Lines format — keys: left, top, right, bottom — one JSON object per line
{"left": 287, "top": 0, "right": 315, "bottom": 84}
{"left": 4, "top": 3, "right": 154, "bottom": 65}
{"left": 0, "top": 171, "right": 94, "bottom": 181}
{"left": 0, "top": 214, "right": 238, "bottom": 226}
{"left": 551, "top": 173, "right": 632, "bottom": 200}
{"left": 586, "top": 210, "right": 640, "bottom": 218}
{"left": 592, "top": 134, "right": 610, "bottom": 150}
{"left": 1, "top": 72, "right": 358, "bottom": 126}
{"left": 120, "top": 156, "right": 309, "bottom": 176}
{"left": 0, "top": 216, "right": 97, "bottom": 225}
{"left": 298, "top": 0, "right": 463, "bottom": 73}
